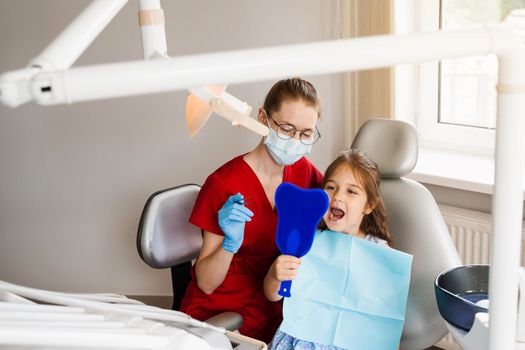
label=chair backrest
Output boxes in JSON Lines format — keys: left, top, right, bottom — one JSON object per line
{"left": 351, "top": 118, "right": 462, "bottom": 350}
{"left": 137, "top": 184, "right": 202, "bottom": 309}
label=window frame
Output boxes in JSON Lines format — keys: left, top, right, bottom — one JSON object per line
{"left": 407, "top": 0, "right": 496, "bottom": 156}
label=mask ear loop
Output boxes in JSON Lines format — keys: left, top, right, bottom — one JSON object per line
{"left": 261, "top": 109, "right": 272, "bottom": 143}
{"left": 263, "top": 109, "right": 271, "bottom": 127}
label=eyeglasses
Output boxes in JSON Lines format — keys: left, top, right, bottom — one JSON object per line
{"left": 266, "top": 114, "right": 321, "bottom": 145}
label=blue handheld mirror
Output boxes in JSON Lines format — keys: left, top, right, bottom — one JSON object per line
{"left": 274, "top": 182, "right": 329, "bottom": 297}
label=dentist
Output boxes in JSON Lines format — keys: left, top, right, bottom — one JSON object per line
{"left": 180, "top": 78, "right": 324, "bottom": 343}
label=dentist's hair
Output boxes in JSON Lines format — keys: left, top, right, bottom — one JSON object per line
{"left": 320, "top": 148, "right": 392, "bottom": 245}
{"left": 263, "top": 77, "right": 321, "bottom": 118}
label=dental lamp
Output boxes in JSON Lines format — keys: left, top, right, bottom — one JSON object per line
{"left": 0, "top": 0, "right": 269, "bottom": 137}
{"left": 186, "top": 85, "right": 268, "bottom": 138}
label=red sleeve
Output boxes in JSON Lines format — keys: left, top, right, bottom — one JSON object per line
{"left": 189, "top": 173, "right": 227, "bottom": 236}
{"left": 300, "top": 156, "right": 324, "bottom": 188}
{"left": 310, "top": 163, "right": 324, "bottom": 188}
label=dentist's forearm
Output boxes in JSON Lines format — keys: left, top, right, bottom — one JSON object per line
{"left": 195, "top": 246, "right": 233, "bottom": 294}
{"left": 194, "top": 232, "right": 234, "bottom": 294}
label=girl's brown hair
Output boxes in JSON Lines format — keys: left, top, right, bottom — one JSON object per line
{"left": 263, "top": 77, "right": 321, "bottom": 117}
{"left": 320, "top": 149, "right": 392, "bottom": 245}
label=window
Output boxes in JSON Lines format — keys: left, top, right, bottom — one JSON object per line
{"left": 397, "top": 0, "right": 525, "bottom": 156}
{"left": 439, "top": 0, "right": 525, "bottom": 130}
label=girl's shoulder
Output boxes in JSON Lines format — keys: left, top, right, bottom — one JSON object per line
{"left": 363, "top": 234, "right": 388, "bottom": 247}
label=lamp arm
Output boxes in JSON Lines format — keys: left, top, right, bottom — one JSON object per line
{"left": 138, "top": 0, "right": 167, "bottom": 60}
{"left": 31, "top": 0, "right": 128, "bottom": 71}
{"left": 0, "top": 0, "right": 127, "bottom": 108}
{"left": 14, "top": 28, "right": 496, "bottom": 107}
{"left": 0, "top": 68, "right": 41, "bottom": 108}
{"left": 210, "top": 98, "right": 268, "bottom": 137}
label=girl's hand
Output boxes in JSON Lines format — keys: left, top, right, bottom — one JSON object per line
{"left": 264, "top": 254, "right": 301, "bottom": 301}
{"left": 270, "top": 254, "right": 302, "bottom": 281}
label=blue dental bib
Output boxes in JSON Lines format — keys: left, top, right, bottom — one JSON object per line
{"left": 280, "top": 230, "right": 413, "bottom": 349}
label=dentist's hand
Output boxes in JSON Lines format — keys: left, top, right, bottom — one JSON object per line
{"left": 219, "top": 193, "right": 254, "bottom": 253}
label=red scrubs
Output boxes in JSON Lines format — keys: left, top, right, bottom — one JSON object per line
{"left": 180, "top": 155, "right": 323, "bottom": 343}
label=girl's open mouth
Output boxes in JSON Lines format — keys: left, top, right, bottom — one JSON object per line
{"left": 330, "top": 207, "right": 345, "bottom": 220}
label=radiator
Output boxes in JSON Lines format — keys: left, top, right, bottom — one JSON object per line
{"left": 433, "top": 204, "right": 525, "bottom": 350}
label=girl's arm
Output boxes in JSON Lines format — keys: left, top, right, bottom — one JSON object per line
{"left": 194, "top": 231, "right": 234, "bottom": 294}
{"left": 263, "top": 255, "right": 301, "bottom": 302}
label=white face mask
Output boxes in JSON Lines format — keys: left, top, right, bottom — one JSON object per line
{"left": 264, "top": 127, "right": 312, "bottom": 165}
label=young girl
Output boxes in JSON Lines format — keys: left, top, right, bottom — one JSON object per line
{"left": 264, "top": 148, "right": 392, "bottom": 349}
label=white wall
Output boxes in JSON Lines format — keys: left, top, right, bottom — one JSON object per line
{"left": 0, "top": 0, "right": 345, "bottom": 295}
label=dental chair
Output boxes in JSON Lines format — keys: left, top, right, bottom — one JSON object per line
{"left": 351, "top": 118, "right": 462, "bottom": 350}
{"left": 137, "top": 184, "right": 243, "bottom": 331}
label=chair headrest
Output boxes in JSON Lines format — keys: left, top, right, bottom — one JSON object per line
{"left": 350, "top": 118, "right": 418, "bottom": 178}
{"left": 137, "top": 184, "right": 202, "bottom": 269}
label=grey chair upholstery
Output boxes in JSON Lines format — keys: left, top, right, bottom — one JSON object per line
{"left": 351, "top": 118, "right": 462, "bottom": 350}
{"left": 138, "top": 184, "right": 202, "bottom": 270}
{"left": 137, "top": 184, "right": 243, "bottom": 331}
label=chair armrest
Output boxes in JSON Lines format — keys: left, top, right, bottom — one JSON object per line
{"left": 205, "top": 312, "right": 243, "bottom": 331}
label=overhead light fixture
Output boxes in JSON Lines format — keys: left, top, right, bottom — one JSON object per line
{"left": 186, "top": 85, "right": 268, "bottom": 137}
{"left": 0, "top": 0, "right": 269, "bottom": 138}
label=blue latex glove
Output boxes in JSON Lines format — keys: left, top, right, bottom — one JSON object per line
{"left": 219, "top": 193, "right": 254, "bottom": 253}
